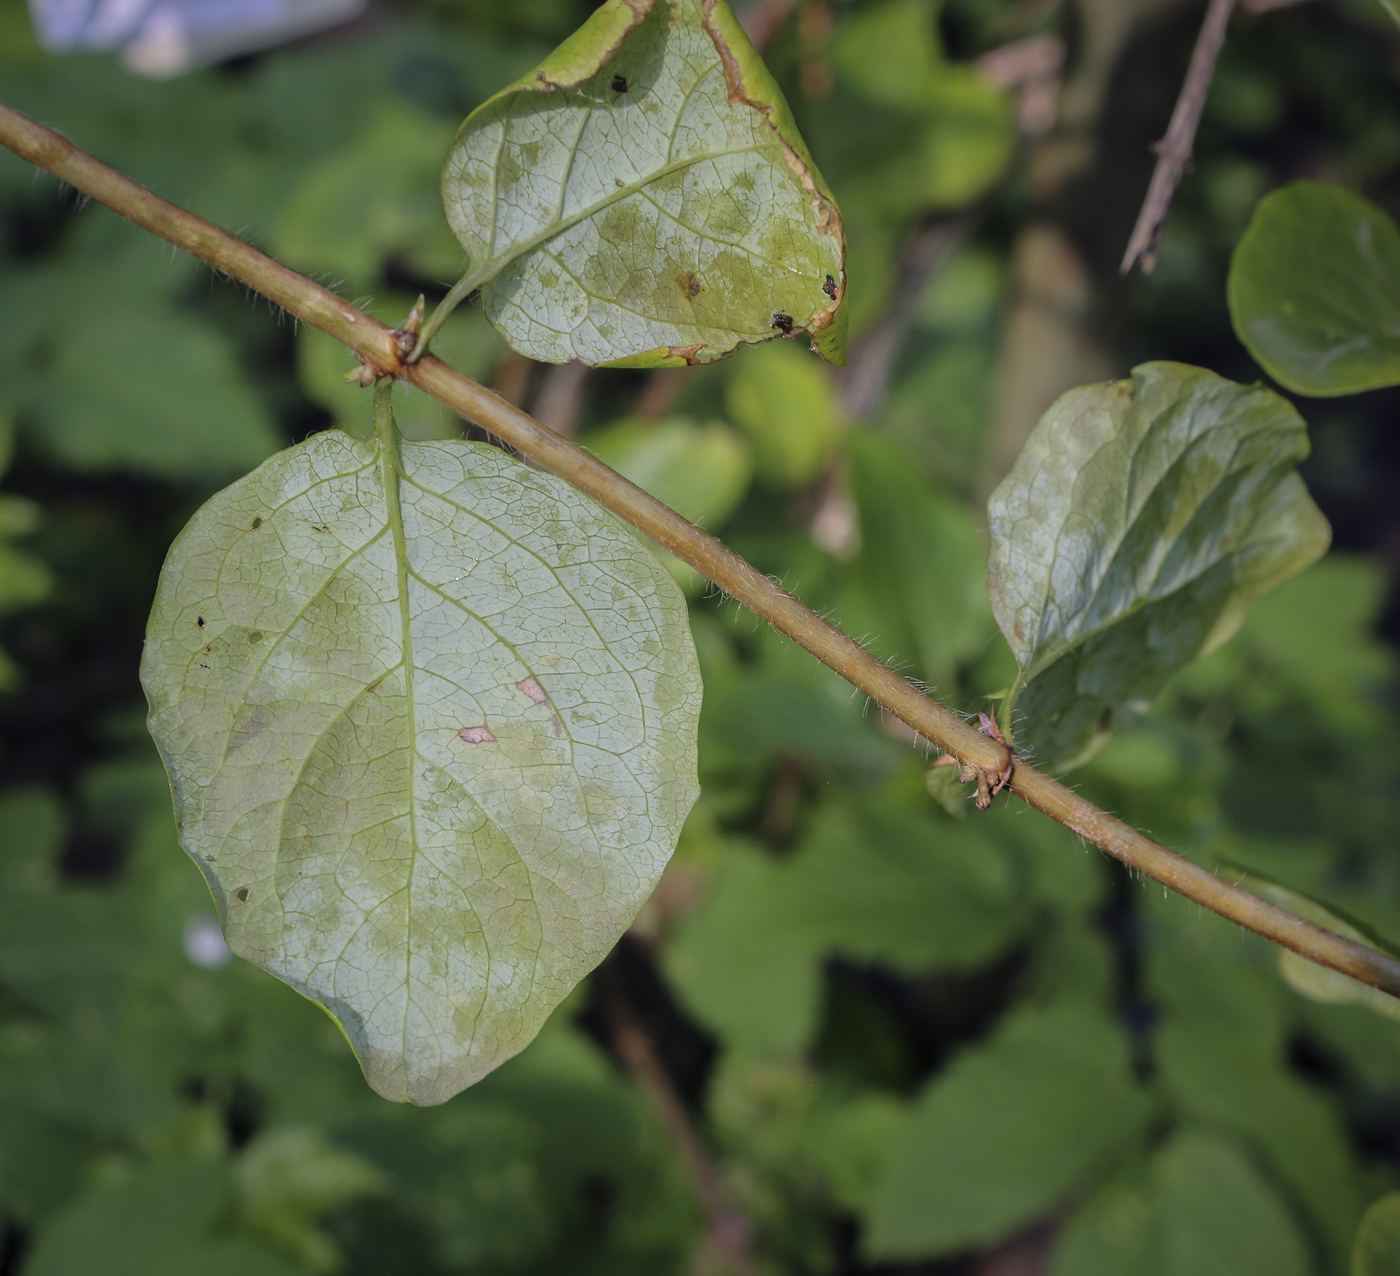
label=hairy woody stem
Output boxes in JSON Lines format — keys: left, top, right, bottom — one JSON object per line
{"left": 4, "top": 99, "right": 1399, "bottom": 998}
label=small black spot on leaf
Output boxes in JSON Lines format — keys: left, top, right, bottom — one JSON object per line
{"left": 611, "top": 74, "right": 629, "bottom": 93}
{"left": 771, "top": 312, "right": 794, "bottom": 334}
{"left": 197, "top": 616, "right": 205, "bottom": 628}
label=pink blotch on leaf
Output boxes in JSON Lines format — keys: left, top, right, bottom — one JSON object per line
{"left": 517, "top": 676, "right": 548, "bottom": 704}
{"left": 458, "top": 726, "right": 497, "bottom": 744}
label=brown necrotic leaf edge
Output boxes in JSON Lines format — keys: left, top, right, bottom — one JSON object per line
{"left": 478, "top": 0, "right": 846, "bottom": 366}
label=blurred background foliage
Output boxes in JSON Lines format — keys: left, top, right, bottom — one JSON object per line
{"left": 1, "top": 0, "right": 1400, "bottom": 1272}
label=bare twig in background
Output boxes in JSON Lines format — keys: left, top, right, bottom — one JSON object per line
{"left": 836, "top": 33, "right": 1066, "bottom": 423}
{"left": 739, "top": 0, "right": 798, "bottom": 50}
{"left": 1238, "top": 0, "right": 1308, "bottom": 12}
{"left": 1120, "top": 0, "right": 1238, "bottom": 274}
{"left": 837, "top": 215, "right": 969, "bottom": 419}
{"left": 530, "top": 359, "right": 590, "bottom": 437}
{"left": 633, "top": 367, "right": 690, "bottom": 419}
{"left": 608, "top": 998, "right": 760, "bottom": 1276}
{"left": 491, "top": 348, "right": 534, "bottom": 406}
{"left": 977, "top": 34, "right": 1065, "bottom": 139}
{"left": 973, "top": 1224, "right": 1054, "bottom": 1276}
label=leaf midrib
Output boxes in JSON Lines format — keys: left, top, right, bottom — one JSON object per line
{"left": 378, "top": 417, "right": 427, "bottom": 1051}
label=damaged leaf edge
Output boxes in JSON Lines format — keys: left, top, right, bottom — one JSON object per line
{"left": 442, "top": 0, "right": 847, "bottom": 366}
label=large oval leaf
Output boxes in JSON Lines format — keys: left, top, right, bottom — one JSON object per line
{"left": 1228, "top": 181, "right": 1400, "bottom": 397}
{"left": 987, "top": 362, "right": 1330, "bottom": 771}
{"left": 441, "top": 0, "right": 846, "bottom": 368}
{"left": 142, "top": 428, "right": 701, "bottom": 1104}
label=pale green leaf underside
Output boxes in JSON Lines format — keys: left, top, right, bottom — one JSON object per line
{"left": 987, "top": 362, "right": 1329, "bottom": 771}
{"left": 142, "top": 430, "right": 701, "bottom": 1105}
{"left": 442, "top": 0, "right": 844, "bottom": 366}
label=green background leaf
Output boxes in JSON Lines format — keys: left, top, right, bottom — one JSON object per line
{"left": 441, "top": 0, "right": 845, "bottom": 367}
{"left": 724, "top": 340, "right": 840, "bottom": 487}
{"left": 864, "top": 1000, "right": 1151, "bottom": 1259}
{"left": 142, "top": 430, "right": 702, "bottom": 1104}
{"left": 1228, "top": 181, "right": 1400, "bottom": 396}
{"left": 1049, "top": 1131, "right": 1312, "bottom": 1276}
{"left": 986, "top": 362, "right": 1330, "bottom": 770}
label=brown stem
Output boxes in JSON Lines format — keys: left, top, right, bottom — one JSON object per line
{"left": 1120, "top": 0, "right": 1237, "bottom": 274}
{"left": 607, "top": 997, "right": 760, "bottom": 1276}
{"left": 5, "top": 99, "right": 1400, "bottom": 1001}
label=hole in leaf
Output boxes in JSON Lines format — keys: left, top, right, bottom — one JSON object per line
{"left": 234, "top": 887, "right": 250, "bottom": 903}
{"left": 251, "top": 517, "right": 263, "bottom": 529}
{"left": 197, "top": 616, "right": 205, "bottom": 628}
{"left": 247, "top": 631, "right": 263, "bottom": 644}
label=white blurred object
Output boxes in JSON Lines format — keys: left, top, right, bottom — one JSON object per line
{"left": 183, "top": 916, "right": 233, "bottom": 969}
{"left": 28, "top": 0, "right": 365, "bottom": 76}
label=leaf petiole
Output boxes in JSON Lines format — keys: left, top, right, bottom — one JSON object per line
{"left": 407, "top": 267, "right": 491, "bottom": 363}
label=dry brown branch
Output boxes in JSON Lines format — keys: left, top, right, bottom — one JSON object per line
{"left": 607, "top": 997, "right": 760, "bottom": 1276}
{"left": 838, "top": 215, "right": 968, "bottom": 419}
{"left": 1120, "top": 0, "right": 1238, "bottom": 274}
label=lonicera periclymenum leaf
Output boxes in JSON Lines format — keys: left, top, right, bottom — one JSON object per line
{"left": 986, "top": 362, "right": 1330, "bottom": 772}
{"left": 1228, "top": 181, "right": 1400, "bottom": 397}
{"left": 441, "top": 0, "right": 847, "bottom": 368}
{"left": 142, "top": 424, "right": 702, "bottom": 1104}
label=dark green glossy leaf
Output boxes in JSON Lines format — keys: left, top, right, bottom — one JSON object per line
{"left": 987, "top": 362, "right": 1329, "bottom": 771}
{"left": 1229, "top": 181, "right": 1400, "bottom": 396}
